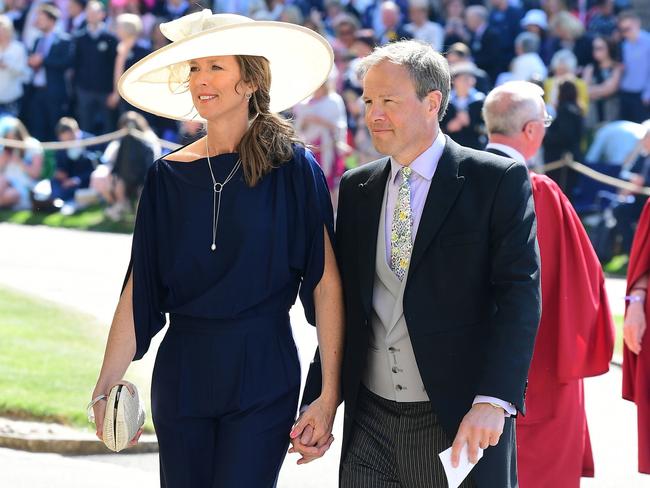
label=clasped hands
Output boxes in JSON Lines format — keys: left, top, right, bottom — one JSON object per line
{"left": 288, "top": 395, "right": 338, "bottom": 464}
{"left": 287, "top": 398, "right": 505, "bottom": 467}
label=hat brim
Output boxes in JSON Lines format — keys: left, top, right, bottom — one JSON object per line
{"left": 118, "top": 21, "right": 334, "bottom": 121}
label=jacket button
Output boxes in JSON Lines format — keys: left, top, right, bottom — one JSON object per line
{"left": 392, "top": 367, "right": 399, "bottom": 374}
{"left": 396, "top": 384, "right": 404, "bottom": 391}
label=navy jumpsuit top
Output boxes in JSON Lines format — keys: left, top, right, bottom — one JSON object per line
{"left": 120, "top": 144, "right": 334, "bottom": 488}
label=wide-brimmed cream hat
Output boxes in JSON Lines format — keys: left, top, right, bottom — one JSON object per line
{"left": 118, "top": 9, "right": 334, "bottom": 121}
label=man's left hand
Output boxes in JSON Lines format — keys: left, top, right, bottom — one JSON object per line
{"left": 451, "top": 403, "right": 505, "bottom": 467}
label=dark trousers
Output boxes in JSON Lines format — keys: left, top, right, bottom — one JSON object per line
{"left": 619, "top": 91, "right": 650, "bottom": 123}
{"left": 151, "top": 313, "right": 301, "bottom": 488}
{"left": 25, "top": 87, "right": 65, "bottom": 143}
{"left": 50, "top": 178, "right": 77, "bottom": 202}
{"left": 341, "top": 385, "right": 475, "bottom": 488}
{"left": 75, "top": 87, "right": 113, "bottom": 135}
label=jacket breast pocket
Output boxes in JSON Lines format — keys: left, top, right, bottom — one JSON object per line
{"left": 439, "top": 231, "right": 482, "bottom": 248}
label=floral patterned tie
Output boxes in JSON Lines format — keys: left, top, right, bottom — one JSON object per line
{"left": 390, "top": 166, "right": 413, "bottom": 281}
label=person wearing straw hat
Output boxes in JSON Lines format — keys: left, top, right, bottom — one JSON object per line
{"left": 89, "top": 9, "right": 344, "bottom": 487}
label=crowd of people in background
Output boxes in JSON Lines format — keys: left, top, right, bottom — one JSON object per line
{"left": 0, "top": 0, "right": 649, "bottom": 256}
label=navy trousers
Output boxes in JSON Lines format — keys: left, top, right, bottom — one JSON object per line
{"left": 152, "top": 313, "right": 301, "bottom": 488}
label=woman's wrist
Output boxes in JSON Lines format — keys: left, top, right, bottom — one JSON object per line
{"left": 318, "top": 389, "right": 341, "bottom": 409}
{"left": 93, "top": 376, "right": 120, "bottom": 397}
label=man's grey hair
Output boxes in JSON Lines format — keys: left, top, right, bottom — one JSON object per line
{"left": 482, "top": 81, "right": 545, "bottom": 136}
{"left": 380, "top": 1, "right": 400, "bottom": 13}
{"left": 357, "top": 39, "right": 451, "bottom": 121}
{"left": 515, "top": 32, "right": 540, "bottom": 54}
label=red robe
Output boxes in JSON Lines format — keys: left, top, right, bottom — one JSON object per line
{"left": 517, "top": 174, "right": 615, "bottom": 487}
{"left": 623, "top": 198, "right": 650, "bottom": 474}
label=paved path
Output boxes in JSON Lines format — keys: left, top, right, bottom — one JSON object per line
{"left": 0, "top": 223, "right": 647, "bottom": 487}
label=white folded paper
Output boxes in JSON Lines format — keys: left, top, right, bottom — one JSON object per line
{"left": 438, "top": 444, "right": 484, "bottom": 488}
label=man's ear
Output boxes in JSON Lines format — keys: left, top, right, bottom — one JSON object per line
{"left": 426, "top": 90, "right": 443, "bottom": 119}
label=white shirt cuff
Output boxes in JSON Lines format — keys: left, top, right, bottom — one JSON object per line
{"left": 473, "top": 395, "right": 516, "bottom": 417}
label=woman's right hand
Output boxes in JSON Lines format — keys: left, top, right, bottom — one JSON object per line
{"left": 91, "top": 380, "right": 141, "bottom": 443}
{"left": 624, "top": 300, "right": 647, "bottom": 355}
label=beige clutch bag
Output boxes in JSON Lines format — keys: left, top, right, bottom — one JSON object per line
{"left": 101, "top": 383, "right": 146, "bottom": 452}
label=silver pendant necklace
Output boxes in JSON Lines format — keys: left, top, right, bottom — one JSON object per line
{"left": 205, "top": 136, "right": 241, "bottom": 251}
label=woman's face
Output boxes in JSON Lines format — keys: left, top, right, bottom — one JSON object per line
{"left": 115, "top": 24, "right": 134, "bottom": 41}
{"left": 592, "top": 38, "right": 609, "bottom": 62}
{"left": 525, "top": 24, "right": 542, "bottom": 35}
{"left": 554, "top": 62, "right": 572, "bottom": 76}
{"left": 188, "top": 55, "right": 253, "bottom": 123}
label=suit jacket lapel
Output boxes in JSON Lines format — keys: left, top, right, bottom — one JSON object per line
{"left": 356, "top": 158, "right": 391, "bottom": 317}
{"left": 407, "top": 136, "right": 465, "bottom": 281}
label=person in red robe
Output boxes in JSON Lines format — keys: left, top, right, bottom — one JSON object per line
{"left": 623, "top": 198, "right": 650, "bottom": 474}
{"left": 483, "top": 81, "right": 615, "bottom": 487}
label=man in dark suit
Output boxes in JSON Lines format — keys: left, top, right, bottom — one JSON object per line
{"left": 488, "top": 0, "right": 523, "bottom": 72}
{"left": 465, "top": 5, "right": 504, "bottom": 85}
{"left": 293, "top": 40, "right": 541, "bottom": 487}
{"left": 24, "top": 2, "right": 74, "bottom": 142}
{"left": 73, "top": 0, "right": 116, "bottom": 134}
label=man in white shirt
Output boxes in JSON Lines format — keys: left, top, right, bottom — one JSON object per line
{"left": 405, "top": 0, "right": 444, "bottom": 52}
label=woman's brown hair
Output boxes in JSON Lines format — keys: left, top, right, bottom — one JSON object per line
{"left": 234, "top": 55, "right": 301, "bottom": 186}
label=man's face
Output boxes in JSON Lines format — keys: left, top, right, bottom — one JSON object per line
{"left": 68, "top": 1, "right": 82, "bottom": 17}
{"left": 465, "top": 12, "right": 482, "bottom": 32}
{"left": 86, "top": 4, "right": 105, "bottom": 25}
{"left": 58, "top": 130, "right": 75, "bottom": 143}
{"left": 35, "top": 11, "right": 54, "bottom": 32}
{"left": 381, "top": 7, "right": 399, "bottom": 29}
{"left": 362, "top": 60, "right": 440, "bottom": 163}
{"left": 618, "top": 18, "right": 639, "bottom": 41}
{"left": 409, "top": 6, "right": 427, "bottom": 24}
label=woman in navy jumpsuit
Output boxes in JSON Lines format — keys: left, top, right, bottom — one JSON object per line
{"left": 90, "top": 12, "right": 343, "bottom": 488}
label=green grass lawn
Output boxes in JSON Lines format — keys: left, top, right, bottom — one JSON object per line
{"left": 604, "top": 255, "right": 629, "bottom": 277}
{"left": 614, "top": 314, "right": 624, "bottom": 361}
{"left": 0, "top": 286, "right": 153, "bottom": 432}
{"left": 0, "top": 205, "right": 135, "bottom": 234}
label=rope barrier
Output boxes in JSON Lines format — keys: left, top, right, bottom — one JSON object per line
{"left": 533, "top": 155, "right": 650, "bottom": 196}
{"left": 0, "top": 128, "right": 648, "bottom": 195}
{"left": 0, "top": 128, "right": 181, "bottom": 151}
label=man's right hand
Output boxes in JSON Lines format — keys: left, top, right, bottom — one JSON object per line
{"left": 451, "top": 403, "right": 505, "bottom": 467}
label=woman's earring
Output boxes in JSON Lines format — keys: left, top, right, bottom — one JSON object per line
{"left": 245, "top": 93, "right": 252, "bottom": 100}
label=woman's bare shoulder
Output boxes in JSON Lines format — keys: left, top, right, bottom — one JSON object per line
{"left": 162, "top": 138, "right": 205, "bottom": 163}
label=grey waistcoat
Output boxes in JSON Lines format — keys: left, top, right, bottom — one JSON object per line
{"left": 361, "top": 185, "right": 429, "bottom": 402}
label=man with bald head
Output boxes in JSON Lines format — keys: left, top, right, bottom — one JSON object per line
{"left": 483, "top": 81, "right": 615, "bottom": 487}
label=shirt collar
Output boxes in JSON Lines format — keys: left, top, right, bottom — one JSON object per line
{"left": 390, "top": 130, "right": 446, "bottom": 183}
{"left": 485, "top": 142, "right": 526, "bottom": 164}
